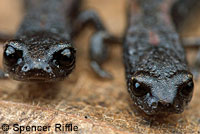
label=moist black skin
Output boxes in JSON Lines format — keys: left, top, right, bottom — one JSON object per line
{"left": 123, "top": 0, "right": 194, "bottom": 115}
{"left": 1, "top": 0, "right": 113, "bottom": 82}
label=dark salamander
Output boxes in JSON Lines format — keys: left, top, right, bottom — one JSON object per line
{"left": 1, "top": 0, "right": 113, "bottom": 81}
{"left": 123, "top": 0, "right": 194, "bottom": 115}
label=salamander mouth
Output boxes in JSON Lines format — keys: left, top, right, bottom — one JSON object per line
{"left": 143, "top": 107, "right": 183, "bottom": 116}
{"left": 7, "top": 67, "right": 74, "bottom": 82}
{"left": 21, "top": 77, "right": 65, "bottom": 82}
{"left": 134, "top": 100, "right": 184, "bottom": 116}
{"left": 11, "top": 74, "right": 66, "bottom": 82}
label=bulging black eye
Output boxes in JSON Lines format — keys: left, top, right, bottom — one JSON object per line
{"left": 53, "top": 48, "right": 75, "bottom": 67}
{"left": 180, "top": 79, "right": 194, "bottom": 96}
{"left": 3, "top": 45, "right": 23, "bottom": 65}
{"left": 130, "top": 78, "right": 150, "bottom": 97}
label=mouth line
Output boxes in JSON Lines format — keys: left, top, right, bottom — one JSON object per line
{"left": 14, "top": 77, "right": 65, "bottom": 82}
{"left": 142, "top": 106, "right": 183, "bottom": 116}
{"left": 10, "top": 74, "right": 66, "bottom": 82}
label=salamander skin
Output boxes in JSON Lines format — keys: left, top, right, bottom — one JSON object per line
{"left": 3, "top": 0, "right": 78, "bottom": 82}
{"left": 123, "top": 0, "right": 194, "bottom": 115}
{"left": 2, "top": 0, "right": 111, "bottom": 81}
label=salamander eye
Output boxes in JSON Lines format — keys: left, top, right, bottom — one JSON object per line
{"left": 3, "top": 45, "right": 23, "bottom": 65}
{"left": 53, "top": 48, "right": 75, "bottom": 67}
{"left": 130, "top": 78, "right": 150, "bottom": 97}
{"left": 179, "top": 79, "right": 194, "bottom": 96}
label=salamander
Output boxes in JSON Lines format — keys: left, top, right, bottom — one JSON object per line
{"left": 0, "top": 0, "right": 113, "bottom": 82}
{"left": 123, "top": 0, "right": 194, "bottom": 115}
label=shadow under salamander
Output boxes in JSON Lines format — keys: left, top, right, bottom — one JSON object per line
{"left": 14, "top": 82, "right": 62, "bottom": 101}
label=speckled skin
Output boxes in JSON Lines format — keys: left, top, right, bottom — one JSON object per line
{"left": 2, "top": 0, "right": 114, "bottom": 81}
{"left": 123, "top": 0, "right": 194, "bottom": 115}
{"left": 3, "top": 0, "right": 78, "bottom": 81}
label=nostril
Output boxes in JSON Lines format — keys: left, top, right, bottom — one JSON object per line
{"left": 157, "top": 101, "right": 163, "bottom": 107}
{"left": 165, "top": 103, "right": 170, "bottom": 107}
{"left": 22, "top": 64, "right": 30, "bottom": 72}
{"left": 151, "top": 101, "right": 158, "bottom": 109}
{"left": 44, "top": 66, "right": 52, "bottom": 72}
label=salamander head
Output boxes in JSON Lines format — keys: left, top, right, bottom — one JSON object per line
{"left": 128, "top": 71, "right": 193, "bottom": 115}
{"left": 3, "top": 39, "right": 76, "bottom": 82}
{"left": 127, "top": 47, "right": 194, "bottom": 115}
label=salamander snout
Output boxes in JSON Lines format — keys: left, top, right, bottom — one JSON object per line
{"left": 21, "top": 62, "right": 52, "bottom": 73}
{"left": 128, "top": 72, "right": 194, "bottom": 115}
{"left": 3, "top": 41, "right": 76, "bottom": 82}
